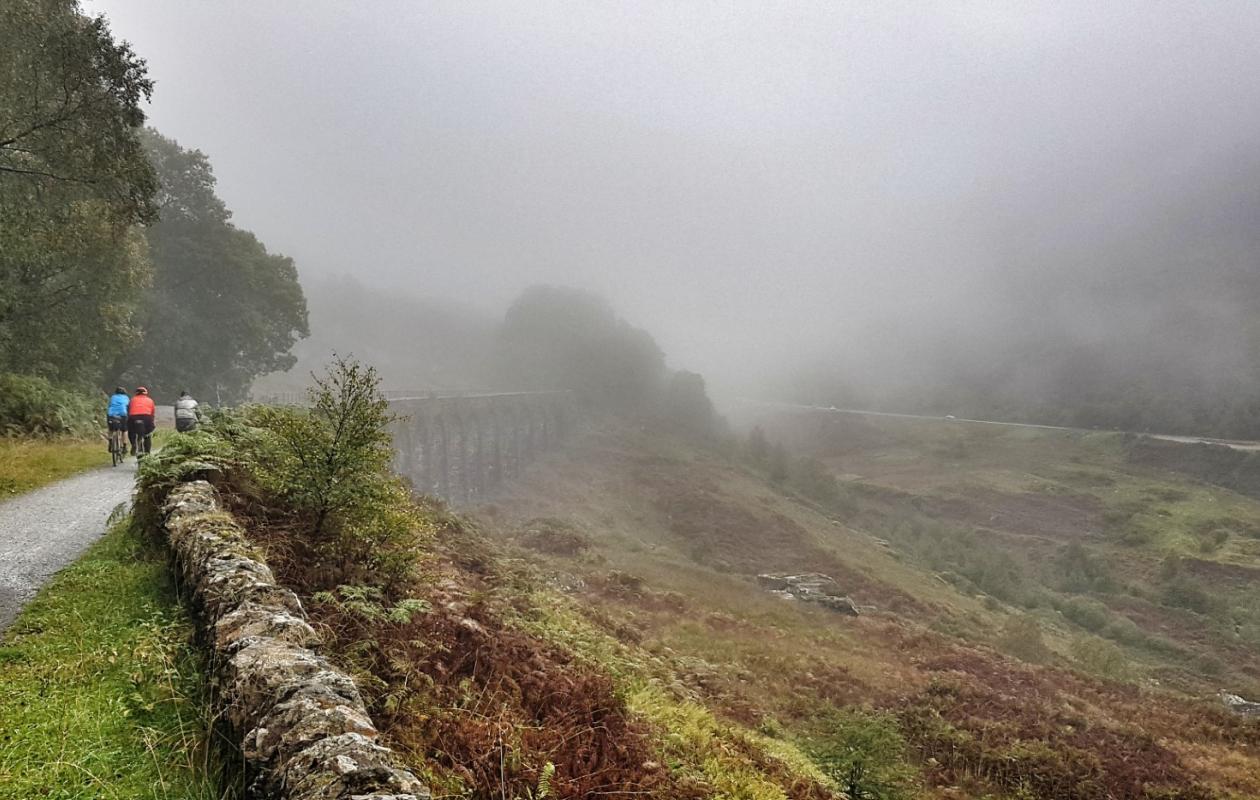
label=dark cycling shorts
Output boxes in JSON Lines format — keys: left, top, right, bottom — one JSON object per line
{"left": 175, "top": 417, "right": 197, "bottom": 432}
{"left": 127, "top": 414, "right": 155, "bottom": 436}
{"left": 108, "top": 415, "right": 127, "bottom": 432}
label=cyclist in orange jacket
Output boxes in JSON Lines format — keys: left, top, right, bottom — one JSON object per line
{"left": 127, "top": 386, "right": 156, "bottom": 457}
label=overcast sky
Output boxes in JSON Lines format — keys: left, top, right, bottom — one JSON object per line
{"left": 84, "top": 1, "right": 1260, "bottom": 389}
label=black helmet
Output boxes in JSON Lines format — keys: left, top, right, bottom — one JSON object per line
{"left": 115, "top": 386, "right": 127, "bottom": 395}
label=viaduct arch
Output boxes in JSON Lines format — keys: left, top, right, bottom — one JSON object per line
{"left": 387, "top": 392, "right": 575, "bottom": 506}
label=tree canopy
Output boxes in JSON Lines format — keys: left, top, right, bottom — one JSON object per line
{"left": 496, "top": 286, "right": 666, "bottom": 410}
{"left": 0, "top": 0, "right": 157, "bottom": 383}
{"left": 112, "top": 131, "right": 309, "bottom": 403}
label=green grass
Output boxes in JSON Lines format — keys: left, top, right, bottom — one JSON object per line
{"left": 0, "top": 437, "right": 106, "bottom": 498}
{"left": 0, "top": 518, "right": 221, "bottom": 800}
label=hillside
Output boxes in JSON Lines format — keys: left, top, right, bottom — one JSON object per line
{"left": 467, "top": 416, "right": 1260, "bottom": 799}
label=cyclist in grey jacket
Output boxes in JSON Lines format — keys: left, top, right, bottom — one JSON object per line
{"left": 175, "top": 390, "right": 200, "bottom": 432}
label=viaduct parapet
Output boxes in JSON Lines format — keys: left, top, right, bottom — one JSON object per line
{"left": 387, "top": 392, "right": 575, "bottom": 506}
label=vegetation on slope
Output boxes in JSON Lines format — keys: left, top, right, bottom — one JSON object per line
{"left": 480, "top": 418, "right": 1260, "bottom": 799}
{"left": 0, "top": 517, "right": 219, "bottom": 799}
{"left": 135, "top": 359, "right": 834, "bottom": 799}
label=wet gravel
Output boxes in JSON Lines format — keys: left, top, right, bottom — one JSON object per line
{"left": 0, "top": 460, "right": 137, "bottom": 633}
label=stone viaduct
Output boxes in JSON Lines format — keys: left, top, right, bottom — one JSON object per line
{"left": 387, "top": 392, "right": 576, "bottom": 506}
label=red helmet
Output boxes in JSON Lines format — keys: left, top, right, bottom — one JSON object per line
{"left": 135, "top": 386, "right": 148, "bottom": 395}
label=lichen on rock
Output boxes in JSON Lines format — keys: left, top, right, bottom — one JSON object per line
{"left": 161, "top": 481, "right": 429, "bottom": 800}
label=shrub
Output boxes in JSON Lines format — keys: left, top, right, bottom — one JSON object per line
{"left": 805, "top": 708, "right": 917, "bottom": 800}
{"left": 1193, "top": 653, "right": 1225, "bottom": 678}
{"left": 1058, "top": 596, "right": 1111, "bottom": 633}
{"left": 1155, "top": 559, "right": 1218, "bottom": 615}
{"left": 1053, "top": 542, "right": 1114, "bottom": 593}
{"left": 790, "top": 456, "right": 846, "bottom": 507}
{"left": 138, "top": 357, "right": 424, "bottom": 593}
{"left": 1100, "top": 615, "right": 1146, "bottom": 646}
{"left": 244, "top": 357, "right": 419, "bottom": 591}
{"left": 0, "top": 373, "right": 98, "bottom": 436}
{"left": 998, "top": 614, "right": 1052, "bottom": 664}
{"left": 517, "top": 518, "right": 591, "bottom": 557}
{"left": 1070, "top": 636, "right": 1133, "bottom": 681}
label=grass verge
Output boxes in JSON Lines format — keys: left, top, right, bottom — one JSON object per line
{"left": 0, "top": 437, "right": 106, "bottom": 498}
{"left": 0, "top": 517, "right": 221, "bottom": 800}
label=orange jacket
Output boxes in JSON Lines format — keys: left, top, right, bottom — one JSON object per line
{"left": 128, "top": 394, "right": 156, "bottom": 417}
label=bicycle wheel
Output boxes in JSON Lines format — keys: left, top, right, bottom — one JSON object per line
{"left": 109, "top": 431, "right": 119, "bottom": 466}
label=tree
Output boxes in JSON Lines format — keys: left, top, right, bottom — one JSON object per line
{"left": 113, "top": 131, "right": 309, "bottom": 402}
{"left": 246, "top": 357, "right": 417, "bottom": 589}
{"left": 0, "top": 0, "right": 157, "bottom": 382}
{"left": 496, "top": 286, "right": 666, "bottom": 410}
{"left": 664, "top": 370, "right": 718, "bottom": 435}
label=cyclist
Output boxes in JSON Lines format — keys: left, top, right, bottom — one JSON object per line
{"left": 107, "top": 386, "right": 129, "bottom": 453}
{"left": 174, "top": 390, "right": 200, "bottom": 432}
{"left": 127, "top": 386, "right": 156, "bottom": 457}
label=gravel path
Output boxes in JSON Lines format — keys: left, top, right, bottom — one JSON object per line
{"left": 0, "top": 460, "right": 138, "bottom": 633}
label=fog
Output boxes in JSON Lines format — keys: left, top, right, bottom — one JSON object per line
{"left": 85, "top": 1, "right": 1260, "bottom": 424}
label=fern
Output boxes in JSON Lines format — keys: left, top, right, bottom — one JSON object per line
{"left": 536, "top": 761, "right": 556, "bottom": 799}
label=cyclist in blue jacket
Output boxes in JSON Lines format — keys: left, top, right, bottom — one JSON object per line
{"left": 107, "top": 386, "right": 129, "bottom": 438}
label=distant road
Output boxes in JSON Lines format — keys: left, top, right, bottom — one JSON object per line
{"left": 737, "top": 400, "right": 1260, "bottom": 453}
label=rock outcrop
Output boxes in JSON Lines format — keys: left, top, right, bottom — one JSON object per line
{"left": 162, "top": 481, "right": 429, "bottom": 800}
{"left": 756, "top": 572, "right": 860, "bottom": 615}
{"left": 1221, "top": 691, "right": 1260, "bottom": 717}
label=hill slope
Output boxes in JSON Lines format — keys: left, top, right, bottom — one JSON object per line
{"left": 472, "top": 418, "right": 1260, "bottom": 799}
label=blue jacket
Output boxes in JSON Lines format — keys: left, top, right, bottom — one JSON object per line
{"left": 107, "top": 393, "right": 129, "bottom": 418}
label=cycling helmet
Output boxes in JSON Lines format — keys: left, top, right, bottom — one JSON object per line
{"left": 136, "top": 386, "right": 148, "bottom": 395}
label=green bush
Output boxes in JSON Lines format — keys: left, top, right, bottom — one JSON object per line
{"left": 805, "top": 708, "right": 917, "bottom": 800}
{"left": 1100, "top": 615, "right": 1145, "bottom": 646}
{"left": 136, "top": 357, "right": 422, "bottom": 593}
{"left": 1058, "top": 596, "right": 1111, "bottom": 633}
{"left": 1052, "top": 542, "right": 1115, "bottom": 593}
{"left": 998, "top": 614, "right": 1052, "bottom": 664}
{"left": 1155, "top": 557, "right": 1218, "bottom": 615}
{"left": 1069, "top": 636, "right": 1133, "bottom": 681}
{"left": 243, "top": 357, "right": 420, "bottom": 591}
{"left": 0, "top": 373, "right": 98, "bottom": 436}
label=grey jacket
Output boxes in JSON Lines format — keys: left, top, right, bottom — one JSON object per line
{"left": 175, "top": 396, "right": 199, "bottom": 420}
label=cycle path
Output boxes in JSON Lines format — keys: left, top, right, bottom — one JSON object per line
{"left": 0, "top": 459, "right": 138, "bottom": 634}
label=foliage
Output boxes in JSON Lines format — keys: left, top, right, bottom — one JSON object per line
{"left": 0, "top": 518, "right": 219, "bottom": 798}
{"left": 891, "top": 516, "right": 1038, "bottom": 607}
{"left": 998, "top": 614, "right": 1052, "bottom": 664}
{"left": 1052, "top": 542, "right": 1115, "bottom": 594}
{"left": 664, "top": 369, "right": 720, "bottom": 436}
{"left": 1069, "top": 636, "right": 1133, "bottom": 681}
{"left": 0, "top": 0, "right": 156, "bottom": 383}
{"left": 0, "top": 373, "right": 98, "bottom": 436}
{"left": 804, "top": 708, "right": 917, "bottom": 800}
{"left": 250, "top": 359, "right": 394, "bottom": 525}
{"left": 496, "top": 285, "right": 666, "bottom": 410}
{"left": 165, "top": 358, "right": 417, "bottom": 592}
{"left": 1154, "top": 557, "right": 1219, "bottom": 616}
{"left": 1057, "top": 596, "right": 1112, "bottom": 633}
{"left": 113, "top": 130, "right": 309, "bottom": 402}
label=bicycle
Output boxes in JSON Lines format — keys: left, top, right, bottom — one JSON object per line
{"left": 107, "top": 417, "right": 127, "bottom": 467}
{"left": 129, "top": 420, "right": 154, "bottom": 460}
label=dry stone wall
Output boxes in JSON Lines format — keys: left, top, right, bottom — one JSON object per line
{"left": 161, "top": 480, "right": 429, "bottom": 800}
